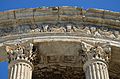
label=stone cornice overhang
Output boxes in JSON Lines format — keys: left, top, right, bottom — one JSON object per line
{"left": 0, "top": 16, "right": 120, "bottom": 29}
{"left": 0, "top": 6, "right": 120, "bottom": 29}
{"left": 0, "top": 7, "right": 120, "bottom": 42}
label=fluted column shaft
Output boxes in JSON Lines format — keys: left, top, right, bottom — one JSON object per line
{"left": 9, "top": 61, "right": 33, "bottom": 79}
{"left": 83, "top": 60, "right": 109, "bottom": 79}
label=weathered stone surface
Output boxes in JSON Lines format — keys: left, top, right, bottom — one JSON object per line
{"left": 0, "top": 6, "right": 120, "bottom": 79}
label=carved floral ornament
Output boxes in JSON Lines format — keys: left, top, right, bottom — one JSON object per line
{"left": 5, "top": 43, "right": 36, "bottom": 63}
{"left": 1, "top": 23, "right": 120, "bottom": 41}
{"left": 79, "top": 42, "right": 111, "bottom": 63}
{"left": 26, "top": 24, "right": 120, "bottom": 40}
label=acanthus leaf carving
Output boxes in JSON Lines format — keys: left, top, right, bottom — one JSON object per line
{"left": 6, "top": 42, "right": 36, "bottom": 63}
{"left": 79, "top": 42, "right": 111, "bottom": 64}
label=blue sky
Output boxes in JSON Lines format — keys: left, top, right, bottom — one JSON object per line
{"left": 0, "top": 62, "right": 8, "bottom": 79}
{"left": 0, "top": 0, "right": 120, "bottom": 12}
{"left": 0, "top": 0, "right": 120, "bottom": 79}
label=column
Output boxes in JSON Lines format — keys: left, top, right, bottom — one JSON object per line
{"left": 7, "top": 43, "right": 36, "bottom": 79}
{"left": 80, "top": 43, "right": 111, "bottom": 79}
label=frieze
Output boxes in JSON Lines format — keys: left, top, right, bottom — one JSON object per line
{"left": 0, "top": 22, "right": 120, "bottom": 41}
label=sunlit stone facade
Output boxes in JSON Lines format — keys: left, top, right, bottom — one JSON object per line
{"left": 0, "top": 6, "right": 120, "bottom": 79}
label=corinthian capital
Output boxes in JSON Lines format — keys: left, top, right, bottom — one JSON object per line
{"left": 6, "top": 43, "right": 36, "bottom": 63}
{"left": 79, "top": 42, "right": 111, "bottom": 63}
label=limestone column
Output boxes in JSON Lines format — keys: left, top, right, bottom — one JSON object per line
{"left": 7, "top": 43, "right": 36, "bottom": 79}
{"left": 80, "top": 43, "right": 111, "bottom": 79}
